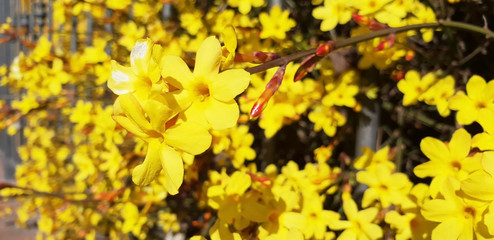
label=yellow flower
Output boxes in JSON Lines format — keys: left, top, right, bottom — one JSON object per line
{"left": 112, "top": 93, "right": 211, "bottom": 193}
{"left": 300, "top": 193, "right": 339, "bottom": 239}
{"left": 397, "top": 70, "right": 435, "bottom": 106}
{"left": 180, "top": 9, "right": 205, "bottom": 36}
{"left": 162, "top": 36, "right": 250, "bottom": 130}
{"left": 207, "top": 171, "right": 252, "bottom": 223}
{"left": 354, "top": 146, "right": 395, "bottom": 171}
{"left": 308, "top": 104, "right": 346, "bottom": 137}
{"left": 421, "top": 182, "right": 490, "bottom": 239}
{"left": 330, "top": 198, "right": 383, "bottom": 240}
{"left": 108, "top": 38, "right": 164, "bottom": 100}
{"left": 449, "top": 75, "right": 494, "bottom": 125}
{"left": 228, "top": 0, "right": 264, "bottom": 14}
{"left": 312, "top": 0, "right": 353, "bottom": 31}
{"left": 357, "top": 164, "right": 412, "bottom": 208}
{"left": 259, "top": 6, "right": 296, "bottom": 40}
{"left": 413, "top": 128, "right": 481, "bottom": 197}
{"left": 409, "top": 3, "right": 437, "bottom": 42}
{"left": 421, "top": 74, "right": 455, "bottom": 117}
{"left": 118, "top": 21, "right": 146, "bottom": 51}
{"left": 314, "top": 145, "right": 333, "bottom": 163}
{"left": 385, "top": 184, "right": 436, "bottom": 240}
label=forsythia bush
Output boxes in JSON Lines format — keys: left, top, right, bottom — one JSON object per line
{"left": 1, "top": 0, "right": 494, "bottom": 239}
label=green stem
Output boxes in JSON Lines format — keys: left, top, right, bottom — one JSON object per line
{"left": 245, "top": 20, "right": 494, "bottom": 74}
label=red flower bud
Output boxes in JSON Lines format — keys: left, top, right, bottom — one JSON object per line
{"left": 294, "top": 54, "right": 322, "bottom": 82}
{"left": 250, "top": 64, "right": 287, "bottom": 118}
{"left": 316, "top": 41, "right": 335, "bottom": 57}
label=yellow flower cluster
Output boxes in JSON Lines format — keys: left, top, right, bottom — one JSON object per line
{"left": 398, "top": 70, "right": 455, "bottom": 117}
{"left": 107, "top": 37, "right": 250, "bottom": 193}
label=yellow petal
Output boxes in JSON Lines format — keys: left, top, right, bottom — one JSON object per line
{"left": 356, "top": 171, "right": 379, "bottom": 186}
{"left": 431, "top": 219, "right": 462, "bottom": 240}
{"left": 461, "top": 170, "right": 494, "bottom": 201}
{"left": 205, "top": 99, "right": 239, "bottom": 130}
{"left": 108, "top": 60, "right": 136, "bottom": 95}
{"left": 472, "top": 132, "right": 494, "bottom": 151}
{"left": 478, "top": 108, "right": 494, "bottom": 133}
{"left": 280, "top": 212, "right": 306, "bottom": 229}
{"left": 112, "top": 115, "right": 148, "bottom": 139}
{"left": 420, "top": 137, "right": 450, "bottom": 163}
{"left": 483, "top": 151, "right": 494, "bottom": 176}
{"left": 222, "top": 25, "right": 237, "bottom": 54}
{"left": 421, "top": 199, "right": 457, "bottom": 222}
{"left": 343, "top": 199, "right": 358, "bottom": 221}
{"left": 357, "top": 207, "right": 378, "bottom": 223}
{"left": 132, "top": 140, "right": 163, "bottom": 185}
{"left": 164, "top": 121, "right": 212, "bottom": 155}
{"left": 161, "top": 55, "right": 194, "bottom": 89}
{"left": 449, "top": 128, "right": 471, "bottom": 160}
{"left": 117, "top": 93, "right": 153, "bottom": 132}
{"left": 413, "top": 160, "right": 444, "bottom": 178}
{"left": 160, "top": 145, "right": 184, "bottom": 195}
{"left": 362, "top": 223, "right": 383, "bottom": 240}
{"left": 466, "top": 75, "right": 486, "bottom": 99}
{"left": 130, "top": 38, "right": 153, "bottom": 75}
{"left": 142, "top": 99, "right": 174, "bottom": 132}
{"left": 194, "top": 37, "right": 221, "bottom": 79}
{"left": 211, "top": 69, "right": 250, "bottom": 102}
{"left": 225, "top": 171, "right": 251, "bottom": 195}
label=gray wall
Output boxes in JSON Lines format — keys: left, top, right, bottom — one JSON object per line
{"left": 0, "top": 0, "right": 23, "bottom": 181}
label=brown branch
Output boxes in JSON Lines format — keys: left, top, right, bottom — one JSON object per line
{"left": 245, "top": 20, "right": 494, "bottom": 74}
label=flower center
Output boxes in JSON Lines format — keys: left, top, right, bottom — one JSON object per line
{"left": 463, "top": 206, "right": 476, "bottom": 219}
{"left": 451, "top": 161, "right": 462, "bottom": 171}
{"left": 193, "top": 80, "right": 210, "bottom": 102}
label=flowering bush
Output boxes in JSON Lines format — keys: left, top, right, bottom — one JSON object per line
{"left": 1, "top": 0, "right": 494, "bottom": 239}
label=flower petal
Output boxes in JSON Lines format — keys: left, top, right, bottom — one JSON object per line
{"left": 108, "top": 60, "right": 136, "bottom": 95}
{"left": 343, "top": 199, "right": 358, "bottom": 221}
{"left": 448, "top": 128, "right": 471, "bottom": 160}
{"left": 466, "top": 75, "right": 486, "bottom": 100}
{"left": 362, "top": 223, "right": 383, "bottom": 240}
{"left": 413, "top": 160, "right": 444, "bottom": 178}
{"left": 116, "top": 93, "right": 152, "bottom": 132}
{"left": 130, "top": 38, "right": 153, "bottom": 75}
{"left": 205, "top": 99, "right": 239, "bottom": 130}
{"left": 142, "top": 99, "right": 175, "bottom": 132}
{"left": 194, "top": 37, "right": 221, "bottom": 79}
{"left": 161, "top": 55, "right": 194, "bottom": 89}
{"left": 483, "top": 151, "right": 494, "bottom": 176}
{"left": 164, "top": 121, "right": 212, "bottom": 155}
{"left": 461, "top": 170, "right": 494, "bottom": 201}
{"left": 160, "top": 145, "right": 184, "bottom": 195}
{"left": 211, "top": 69, "right": 250, "bottom": 102}
{"left": 132, "top": 140, "right": 163, "bottom": 185}
{"left": 431, "top": 219, "right": 462, "bottom": 240}
{"left": 420, "top": 137, "right": 450, "bottom": 163}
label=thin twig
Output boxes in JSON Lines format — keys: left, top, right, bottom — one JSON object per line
{"left": 245, "top": 20, "right": 494, "bottom": 74}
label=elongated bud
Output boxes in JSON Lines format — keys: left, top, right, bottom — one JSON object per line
{"left": 352, "top": 14, "right": 369, "bottom": 25}
{"left": 368, "top": 19, "right": 389, "bottom": 31}
{"left": 253, "top": 51, "right": 281, "bottom": 63}
{"left": 250, "top": 88, "right": 275, "bottom": 118}
{"left": 234, "top": 52, "right": 258, "bottom": 63}
{"left": 375, "top": 34, "right": 395, "bottom": 51}
{"left": 316, "top": 41, "right": 335, "bottom": 57}
{"left": 294, "top": 54, "right": 322, "bottom": 82}
{"left": 353, "top": 14, "right": 388, "bottom": 31}
{"left": 250, "top": 64, "right": 287, "bottom": 118}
